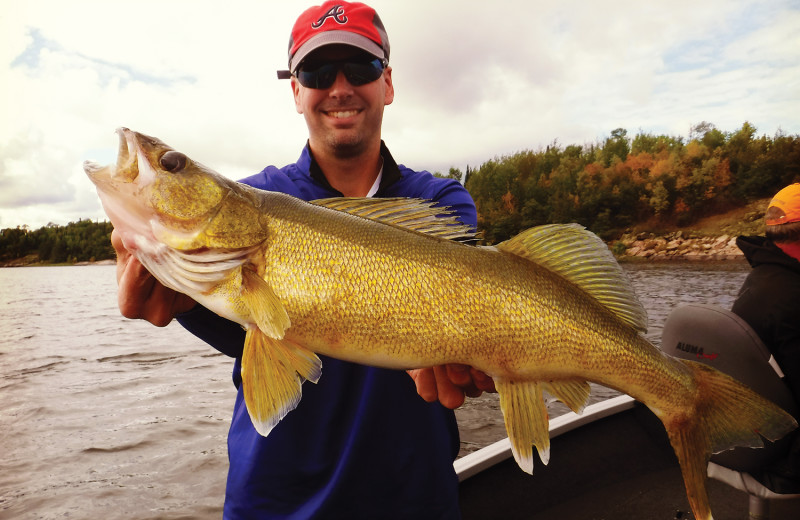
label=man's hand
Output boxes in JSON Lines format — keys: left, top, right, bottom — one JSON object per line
{"left": 407, "top": 364, "right": 496, "bottom": 409}
{"left": 112, "top": 229, "right": 196, "bottom": 326}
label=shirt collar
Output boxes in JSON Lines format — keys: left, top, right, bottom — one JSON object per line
{"left": 306, "top": 141, "right": 402, "bottom": 197}
{"left": 366, "top": 159, "right": 384, "bottom": 198}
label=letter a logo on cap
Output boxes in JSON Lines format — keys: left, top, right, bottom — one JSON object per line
{"left": 312, "top": 5, "right": 348, "bottom": 28}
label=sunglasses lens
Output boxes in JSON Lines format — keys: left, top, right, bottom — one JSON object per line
{"left": 297, "top": 63, "right": 338, "bottom": 89}
{"left": 343, "top": 59, "right": 385, "bottom": 86}
{"left": 297, "top": 58, "right": 385, "bottom": 89}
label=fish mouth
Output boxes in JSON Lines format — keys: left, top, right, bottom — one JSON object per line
{"left": 84, "top": 128, "right": 161, "bottom": 247}
{"left": 83, "top": 128, "right": 155, "bottom": 187}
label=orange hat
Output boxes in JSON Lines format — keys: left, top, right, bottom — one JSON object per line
{"left": 765, "top": 183, "right": 800, "bottom": 226}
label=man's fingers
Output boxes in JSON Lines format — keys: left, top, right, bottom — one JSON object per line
{"left": 408, "top": 368, "right": 438, "bottom": 403}
{"left": 445, "top": 364, "right": 472, "bottom": 386}
{"left": 113, "top": 242, "right": 196, "bottom": 326}
{"left": 434, "top": 365, "right": 466, "bottom": 409}
{"left": 408, "top": 365, "right": 496, "bottom": 409}
{"left": 470, "top": 368, "right": 497, "bottom": 393}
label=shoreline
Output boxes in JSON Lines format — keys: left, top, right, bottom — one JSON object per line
{"left": 0, "top": 259, "right": 116, "bottom": 268}
{"left": 613, "top": 232, "right": 748, "bottom": 262}
{"left": 2, "top": 235, "right": 753, "bottom": 267}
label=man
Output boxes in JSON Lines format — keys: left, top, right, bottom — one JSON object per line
{"left": 732, "top": 182, "right": 800, "bottom": 492}
{"left": 112, "top": 2, "right": 493, "bottom": 518}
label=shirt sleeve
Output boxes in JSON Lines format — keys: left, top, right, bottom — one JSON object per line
{"left": 429, "top": 178, "right": 478, "bottom": 230}
{"left": 176, "top": 304, "right": 246, "bottom": 358}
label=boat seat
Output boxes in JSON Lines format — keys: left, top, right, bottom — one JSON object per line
{"left": 661, "top": 303, "right": 800, "bottom": 517}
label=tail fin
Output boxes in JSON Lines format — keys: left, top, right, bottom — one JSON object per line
{"left": 664, "top": 360, "right": 797, "bottom": 520}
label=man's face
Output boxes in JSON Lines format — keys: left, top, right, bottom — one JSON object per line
{"left": 291, "top": 45, "right": 394, "bottom": 159}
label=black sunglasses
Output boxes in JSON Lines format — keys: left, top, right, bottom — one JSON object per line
{"left": 284, "top": 57, "right": 387, "bottom": 90}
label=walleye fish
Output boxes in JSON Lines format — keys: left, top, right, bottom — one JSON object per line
{"left": 85, "top": 128, "right": 796, "bottom": 520}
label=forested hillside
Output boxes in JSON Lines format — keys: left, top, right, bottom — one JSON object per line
{"left": 0, "top": 219, "right": 114, "bottom": 265}
{"left": 457, "top": 122, "right": 800, "bottom": 242}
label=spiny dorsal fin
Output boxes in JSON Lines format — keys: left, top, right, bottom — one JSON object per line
{"left": 496, "top": 224, "right": 648, "bottom": 333}
{"left": 312, "top": 197, "right": 477, "bottom": 242}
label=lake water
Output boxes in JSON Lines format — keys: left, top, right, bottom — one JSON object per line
{"left": 0, "top": 261, "right": 751, "bottom": 519}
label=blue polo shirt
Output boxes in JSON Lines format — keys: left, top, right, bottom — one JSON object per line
{"left": 178, "top": 142, "right": 477, "bottom": 519}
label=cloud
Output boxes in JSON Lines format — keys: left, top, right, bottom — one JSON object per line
{"left": 12, "top": 28, "right": 197, "bottom": 89}
{"left": 0, "top": 130, "right": 75, "bottom": 207}
{"left": 1, "top": 0, "right": 799, "bottom": 230}
{"left": 0, "top": 2, "right": 305, "bottom": 229}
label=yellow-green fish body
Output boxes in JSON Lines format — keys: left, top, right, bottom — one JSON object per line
{"left": 85, "top": 129, "right": 797, "bottom": 520}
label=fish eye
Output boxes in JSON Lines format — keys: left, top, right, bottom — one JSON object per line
{"left": 160, "top": 151, "right": 187, "bottom": 172}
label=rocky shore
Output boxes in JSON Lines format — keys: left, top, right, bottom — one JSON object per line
{"left": 615, "top": 231, "right": 746, "bottom": 261}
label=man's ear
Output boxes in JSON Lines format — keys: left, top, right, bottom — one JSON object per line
{"left": 383, "top": 67, "right": 394, "bottom": 106}
{"left": 291, "top": 77, "right": 304, "bottom": 114}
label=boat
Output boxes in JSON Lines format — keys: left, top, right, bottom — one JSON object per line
{"left": 456, "top": 304, "right": 800, "bottom": 519}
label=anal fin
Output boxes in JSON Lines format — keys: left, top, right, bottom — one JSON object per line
{"left": 543, "top": 380, "right": 592, "bottom": 414}
{"left": 496, "top": 380, "right": 551, "bottom": 473}
{"left": 242, "top": 328, "right": 322, "bottom": 436}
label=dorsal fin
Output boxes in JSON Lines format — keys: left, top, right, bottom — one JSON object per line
{"left": 311, "top": 197, "right": 477, "bottom": 242}
{"left": 496, "top": 224, "right": 648, "bottom": 333}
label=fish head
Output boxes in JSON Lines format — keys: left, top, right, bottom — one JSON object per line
{"left": 84, "top": 128, "right": 267, "bottom": 251}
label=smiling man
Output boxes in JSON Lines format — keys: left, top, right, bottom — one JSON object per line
{"left": 111, "top": 1, "right": 493, "bottom": 518}
{"left": 288, "top": 43, "right": 393, "bottom": 196}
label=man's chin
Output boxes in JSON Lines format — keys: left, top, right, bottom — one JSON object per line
{"left": 328, "top": 136, "right": 368, "bottom": 158}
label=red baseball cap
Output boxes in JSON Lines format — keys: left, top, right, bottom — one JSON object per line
{"left": 281, "top": 1, "right": 390, "bottom": 75}
{"left": 765, "top": 183, "right": 800, "bottom": 226}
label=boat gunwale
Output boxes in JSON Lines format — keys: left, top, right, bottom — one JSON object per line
{"left": 454, "top": 394, "right": 636, "bottom": 481}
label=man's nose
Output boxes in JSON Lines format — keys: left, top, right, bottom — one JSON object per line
{"left": 328, "top": 69, "right": 355, "bottom": 96}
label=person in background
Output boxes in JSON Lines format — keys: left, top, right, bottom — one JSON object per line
{"left": 732, "top": 182, "right": 800, "bottom": 493}
{"left": 111, "top": 2, "right": 494, "bottom": 518}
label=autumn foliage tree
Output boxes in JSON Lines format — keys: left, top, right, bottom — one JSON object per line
{"left": 464, "top": 122, "right": 800, "bottom": 242}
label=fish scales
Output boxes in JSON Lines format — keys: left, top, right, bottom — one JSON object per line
{"left": 264, "top": 198, "right": 609, "bottom": 375}
{"left": 85, "top": 128, "right": 797, "bottom": 520}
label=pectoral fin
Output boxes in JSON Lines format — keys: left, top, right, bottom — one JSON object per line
{"left": 496, "top": 380, "right": 551, "bottom": 473}
{"left": 241, "top": 328, "right": 322, "bottom": 436}
{"left": 241, "top": 267, "right": 290, "bottom": 339}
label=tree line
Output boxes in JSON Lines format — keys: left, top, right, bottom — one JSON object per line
{"left": 3, "top": 121, "right": 798, "bottom": 265}
{"left": 0, "top": 219, "right": 114, "bottom": 265}
{"left": 451, "top": 121, "right": 800, "bottom": 242}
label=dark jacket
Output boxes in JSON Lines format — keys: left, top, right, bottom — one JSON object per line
{"left": 732, "top": 236, "right": 800, "bottom": 403}
{"left": 732, "top": 235, "right": 800, "bottom": 492}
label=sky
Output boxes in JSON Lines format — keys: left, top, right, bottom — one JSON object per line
{"left": 2, "top": 0, "right": 799, "bottom": 229}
